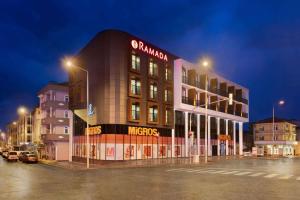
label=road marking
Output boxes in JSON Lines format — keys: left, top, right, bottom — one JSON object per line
{"left": 249, "top": 172, "right": 265, "bottom": 177}
{"left": 221, "top": 171, "right": 239, "bottom": 175}
{"left": 278, "top": 175, "right": 293, "bottom": 180}
{"left": 235, "top": 172, "right": 252, "bottom": 176}
{"left": 210, "top": 170, "right": 226, "bottom": 174}
{"left": 166, "top": 168, "right": 186, "bottom": 172}
{"left": 296, "top": 177, "right": 300, "bottom": 181}
{"left": 186, "top": 169, "right": 203, "bottom": 173}
{"left": 264, "top": 174, "right": 279, "bottom": 178}
{"left": 196, "top": 170, "right": 215, "bottom": 174}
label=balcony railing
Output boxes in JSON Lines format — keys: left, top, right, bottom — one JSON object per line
{"left": 181, "top": 96, "right": 188, "bottom": 104}
{"left": 182, "top": 76, "right": 188, "bottom": 84}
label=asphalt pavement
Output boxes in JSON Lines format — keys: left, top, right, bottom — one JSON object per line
{"left": 1, "top": 156, "right": 300, "bottom": 200}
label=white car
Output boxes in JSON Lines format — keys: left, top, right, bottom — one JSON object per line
{"left": 7, "top": 151, "right": 18, "bottom": 162}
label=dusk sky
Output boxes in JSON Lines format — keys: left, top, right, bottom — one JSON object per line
{"left": 1, "top": 0, "right": 300, "bottom": 129}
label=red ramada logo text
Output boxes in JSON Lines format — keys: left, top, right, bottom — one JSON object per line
{"left": 131, "top": 40, "right": 168, "bottom": 61}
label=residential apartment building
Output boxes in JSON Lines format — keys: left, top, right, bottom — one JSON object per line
{"left": 254, "top": 118, "right": 297, "bottom": 156}
{"left": 6, "top": 122, "right": 18, "bottom": 146}
{"left": 38, "top": 82, "right": 73, "bottom": 160}
{"left": 69, "top": 29, "right": 249, "bottom": 161}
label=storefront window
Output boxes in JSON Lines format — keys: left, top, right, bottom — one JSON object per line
{"left": 149, "top": 106, "right": 158, "bottom": 122}
{"left": 149, "top": 84, "right": 157, "bottom": 99}
{"left": 149, "top": 60, "right": 158, "bottom": 76}
{"left": 131, "top": 54, "right": 140, "bottom": 71}
{"left": 131, "top": 79, "right": 141, "bottom": 95}
{"left": 131, "top": 103, "right": 140, "bottom": 120}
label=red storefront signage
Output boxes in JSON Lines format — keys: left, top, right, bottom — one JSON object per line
{"left": 131, "top": 39, "right": 168, "bottom": 61}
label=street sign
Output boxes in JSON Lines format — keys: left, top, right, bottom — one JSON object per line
{"left": 88, "top": 104, "right": 95, "bottom": 116}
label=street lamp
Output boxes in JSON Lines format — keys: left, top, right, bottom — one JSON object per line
{"left": 63, "top": 58, "right": 90, "bottom": 169}
{"left": 272, "top": 100, "right": 285, "bottom": 155}
{"left": 17, "top": 106, "right": 28, "bottom": 145}
{"left": 199, "top": 58, "right": 212, "bottom": 163}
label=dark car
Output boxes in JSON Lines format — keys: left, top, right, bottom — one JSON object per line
{"left": 22, "top": 154, "right": 38, "bottom": 163}
{"left": 18, "top": 151, "right": 30, "bottom": 162}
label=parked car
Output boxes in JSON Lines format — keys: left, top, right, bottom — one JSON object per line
{"left": 2, "top": 150, "right": 9, "bottom": 159}
{"left": 23, "top": 154, "right": 38, "bottom": 163}
{"left": 18, "top": 151, "right": 31, "bottom": 161}
{"left": 7, "top": 151, "right": 18, "bottom": 162}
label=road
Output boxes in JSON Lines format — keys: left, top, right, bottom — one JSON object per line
{"left": 1, "top": 157, "right": 300, "bottom": 200}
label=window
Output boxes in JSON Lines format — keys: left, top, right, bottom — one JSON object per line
{"left": 164, "top": 89, "right": 171, "bottom": 102}
{"left": 148, "top": 106, "right": 158, "bottom": 122}
{"left": 182, "top": 67, "right": 187, "bottom": 84}
{"left": 149, "top": 84, "right": 157, "bottom": 99}
{"left": 64, "top": 95, "right": 69, "bottom": 102}
{"left": 64, "top": 126, "right": 69, "bottom": 134}
{"left": 130, "top": 79, "right": 141, "bottom": 95}
{"left": 131, "top": 54, "right": 140, "bottom": 71}
{"left": 149, "top": 60, "right": 158, "bottom": 76}
{"left": 64, "top": 110, "right": 69, "bottom": 118}
{"left": 131, "top": 103, "right": 140, "bottom": 120}
{"left": 165, "top": 67, "right": 171, "bottom": 81}
{"left": 165, "top": 109, "right": 171, "bottom": 125}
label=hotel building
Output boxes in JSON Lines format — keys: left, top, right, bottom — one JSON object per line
{"left": 70, "top": 29, "right": 249, "bottom": 161}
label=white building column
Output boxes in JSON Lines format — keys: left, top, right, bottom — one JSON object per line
{"left": 208, "top": 116, "right": 211, "bottom": 156}
{"left": 217, "top": 117, "right": 220, "bottom": 156}
{"left": 185, "top": 112, "right": 188, "bottom": 157}
{"left": 197, "top": 114, "right": 200, "bottom": 155}
{"left": 239, "top": 122, "right": 243, "bottom": 155}
{"left": 171, "top": 129, "right": 175, "bottom": 158}
{"left": 233, "top": 121, "right": 236, "bottom": 156}
{"left": 225, "top": 119, "right": 229, "bottom": 156}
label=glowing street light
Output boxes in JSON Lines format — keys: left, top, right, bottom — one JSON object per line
{"left": 18, "top": 106, "right": 28, "bottom": 115}
{"left": 272, "top": 100, "right": 286, "bottom": 155}
{"left": 63, "top": 57, "right": 90, "bottom": 169}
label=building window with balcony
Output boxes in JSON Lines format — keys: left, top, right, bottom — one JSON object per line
{"left": 165, "top": 67, "right": 172, "bottom": 81}
{"left": 131, "top": 102, "right": 140, "bottom": 121}
{"left": 64, "top": 110, "right": 69, "bottom": 118}
{"left": 182, "top": 67, "right": 187, "bottom": 84}
{"left": 148, "top": 106, "right": 158, "bottom": 122}
{"left": 182, "top": 87, "right": 188, "bottom": 103}
{"left": 149, "top": 60, "right": 158, "bottom": 77}
{"left": 131, "top": 54, "right": 140, "bottom": 71}
{"left": 130, "top": 78, "right": 141, "bottom": 95}
{"left": 64, "top": 126, "right": 69, "bottom": 134}
{"left": 149, "top": 83, "right": 157, "bottom": 99}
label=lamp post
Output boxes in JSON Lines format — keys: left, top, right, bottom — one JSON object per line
{"left": 200, "top": 58, "right": 211, "bottom": 164}
{"left": 272, "top": 100, "right": 285, "bottom": 155}
{"left": 17, "top": 106, "right": 28, "bottom": 145}
{"left": 64, "top": 59, "right": 90, "bottom": 169}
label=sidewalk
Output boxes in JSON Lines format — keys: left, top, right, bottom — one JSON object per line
{"left": 39, "top": 156, "right": 244, "bottom": 170}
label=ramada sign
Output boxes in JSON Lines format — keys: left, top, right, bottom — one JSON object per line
{"left": 131, "top": 39, "right": 168, "bottom": 61}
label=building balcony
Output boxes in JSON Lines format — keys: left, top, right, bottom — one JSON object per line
{"left": 254, "top": 140, "right": 298, "bottom": 145}
{"left": 41, "top": 133, "right": 69, "bottom": 143}
{"left": 41, "top": 100, "right": 69, "bottom": 110}
{"left": 182, "top": 76, "right": 188, "bottom": 84}
{"left": 182, "top": 96, "right": 188, "bottom": 104}
{"left": 41, "top": 117, "right": 70, "bottom": 126}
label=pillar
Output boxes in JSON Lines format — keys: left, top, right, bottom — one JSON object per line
{"left": 185, "top": 112, "right": 188, "bottom": 157}
{"left": 208, "top": 116, "right": 211, "bottom": 156}
{"left": 225, "top": 119, "right": 229, "bottom": 156}
{"left": 217, "top": 117, "right": 220, "bottom": 156}
{"left": 233, "top": 121, "right": 236, "bottom": 156}
{"left": 239, "top": 122, "right": 243, "bottom": 155}
{"left": 171, "top": 129, "right": 175, "bottom": 158}
{"left": 197, "top": 114, "right": 200, "bottom": 155}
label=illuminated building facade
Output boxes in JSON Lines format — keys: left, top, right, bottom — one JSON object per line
{"left": 70, "top": 30, "right": 249, "bottom": 161}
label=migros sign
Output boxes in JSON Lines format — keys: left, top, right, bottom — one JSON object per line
{"left": 128, "top": 126, "right": 159, "bottom": 137}
{"left": 131, "top": 39, "right": 168, "bottom": 61}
